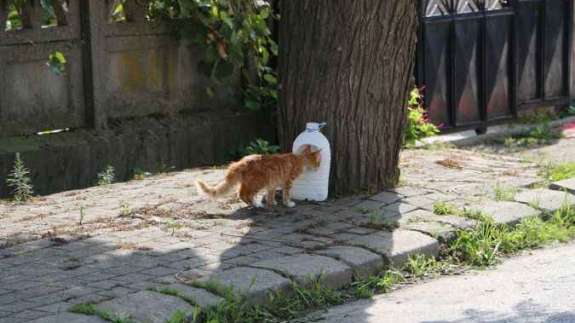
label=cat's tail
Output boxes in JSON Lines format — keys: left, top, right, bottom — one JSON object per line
{"left": 195, "top": 172, "right": 240, "bottom": 199}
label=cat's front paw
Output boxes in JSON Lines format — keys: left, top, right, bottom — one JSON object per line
{"left": 284, "top": 200, "right": 296, "bottom": 208}
{"left": 252, "top": 197, "right": 265, "bottom": 208}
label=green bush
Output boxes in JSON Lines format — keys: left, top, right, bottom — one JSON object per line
{"left": 404, "top": 87, "right": 440, "bottom": 146}
{"left": 7, "top": 153, "right": 34, "bottom": 203}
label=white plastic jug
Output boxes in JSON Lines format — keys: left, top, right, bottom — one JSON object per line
{"left": 291, "top": 122, "right": 331, "bottom": 201}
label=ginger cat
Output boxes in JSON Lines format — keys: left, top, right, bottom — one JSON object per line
{"left": 196, "top": 145, "right": 321, "bottom": 208}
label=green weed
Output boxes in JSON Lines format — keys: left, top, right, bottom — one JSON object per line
{"left": 7, "top": 153, "right": 34, "bottom": 203}
{"left": 268, "top": 278, "right": 345, "bottom": 319}
{"left": 433, "top": 201, "right": 459, "bottom": 216}
{"left": 460, "top": 208, "right": 493, "bottom": 222}
{"left": 404, "top": 87, "right": 440, "bottom": 146}
{"left": 494, "top": 183, "right": 518, "bottom": 202}
{"left": 364, "top": 211, "right": 399, "bottom": 231}
{"left": 97, "top": 165, "right": 116, "bottom": 186}
{"left": 352, "top": 270, "right": 405, "bottom": 298}
{"left": 69, "top": 303, "right": 133, "bottom": 323}
{"left": 119, "top": 202, "right": 131, "bottom": 217}
{"left": 402, "top": 254, "right": 445, "bottom": 279}
{"left": 448, "top": 203, "right": 575, "bottom": 267}
{"left": 541, "top": 162, "right": 575, "bottom": 182}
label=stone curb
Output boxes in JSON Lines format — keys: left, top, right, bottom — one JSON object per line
{"left": 418, "top": 116, "right": 575, "bottom": 147}
{"left": 40, "top": 184, "right": 575, "bottom": 323}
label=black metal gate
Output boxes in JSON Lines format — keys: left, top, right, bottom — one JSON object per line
{"left": 416, "top": 0, "right": 574, "bottom": 132}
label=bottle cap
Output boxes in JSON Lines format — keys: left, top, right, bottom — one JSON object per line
{"left": 306, "top": 122, "right": 327, "bottom": 132}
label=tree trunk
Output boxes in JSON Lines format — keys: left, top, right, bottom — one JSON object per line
{"left": 278, "top": 0, "right": 418, "bottom": 196}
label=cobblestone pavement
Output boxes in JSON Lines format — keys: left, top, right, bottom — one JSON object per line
{"left": 0, "top": 136, "right": 572, "bottom": 322}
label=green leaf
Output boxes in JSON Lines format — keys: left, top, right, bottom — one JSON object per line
{"left": 245, "top": 99, "right": 261, "bottom": 111}
{"left": 263, "top": 73, "right": 277, "bottom": 85}
{"left": 47, "top": 51, "right": 67, "bottom": 76}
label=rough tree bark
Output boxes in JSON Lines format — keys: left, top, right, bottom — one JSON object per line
{"left": 278, "top": 0, "right": 418, "bottom": 196}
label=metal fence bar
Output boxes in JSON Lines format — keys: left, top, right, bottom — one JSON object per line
{"left": 418, "top": 0, "right": 574, "bottom": 132}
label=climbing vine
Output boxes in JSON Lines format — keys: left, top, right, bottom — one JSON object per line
{"left": 149, "top": 0, "right": 278, "bottom": 110}
{"left": 5, "top": 0, "right": 278, "bottom": 110}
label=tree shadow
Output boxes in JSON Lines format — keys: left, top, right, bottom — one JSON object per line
{"left": 0, "top": 178, "right": 407, "bottom": 322}
{"left": 424, "top": 300, "right": 575, "bottom": 323}
{"left": 0, "top": 225, "right": 208, "bottom": 322}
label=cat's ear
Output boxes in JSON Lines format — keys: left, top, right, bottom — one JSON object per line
{"left": 302, "top": 145, "right": 312, "bottom": 154}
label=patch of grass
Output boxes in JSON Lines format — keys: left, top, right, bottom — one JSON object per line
{"left": 189, "top": 277, "right": 346, "bottom": 323}
{"left": 166, "top": 309, "right": 199, "bottom": 323}
{"left": 460, "top": 208, "right": 493, "bottom": 222}
{"left": 501, "top": 122, "right": 563, "bottom": 150}
{"left": 268, "top": 278, "right": 346, "bottom": 320}
{"left": 433, "top": 201, "right": 459, "bottom": 216}
{"left": 494, "top": 183, "right": 518, "bottom": 202}
{"left": 7, "top": 153, "right": 34, "bottom": 203}
{"left": 448, "top": 220, "right": 504, "bottom": 267}
{"left": 119, "top": 202, "right": 131, "bottom": 217}
{"left": 402, "top": 254, "right": 450, "bottom": 279}
{"left": 69, "top": 303, "right": 97, "bottom": 316}
{"left": 97, "top": 165, "right": 116, "bottom": 186}
{"left": 151, "top": 287, "right": 200, "bottom": 308}
{"left": 69, "top": 303, "right": 133, "bottom": 323}
{"left": 351, "top": 270, "right": 406, "bottom": 299}
{"left": 541, "top": 162, "right": 575, "bottom": 182}
{"left": 448, "top": 203, "right": 575, "bottom": 267}
{"left": 201, "top": 295, "right": 275, "bottom": 323}
{"left": 191, "top": 280, "right": 231, "bottom": 298}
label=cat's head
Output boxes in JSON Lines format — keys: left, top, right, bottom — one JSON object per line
{"left": 301, "top": 145, "right": 322, "bottom": 169}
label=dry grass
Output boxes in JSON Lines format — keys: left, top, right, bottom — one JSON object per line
{"left": 436, "top": 158, "right": 463, "bottom": 170}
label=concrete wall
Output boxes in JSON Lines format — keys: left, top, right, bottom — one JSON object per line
{"left": 0, "top": 110, "right": 276, "bottom": 198}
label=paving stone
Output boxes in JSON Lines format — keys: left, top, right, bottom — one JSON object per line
{"left": 28, "top": 313, "right": 107, "bottom": 323}
{"left": 12, "top": 310, "right": 55, "bottom": 321}
{"left": 353, "top": 200, "right": 384, "bottom": 212}
{"left": 403, "top": 222, "right": 457, "bottom": 242}
{"left": 550, "top": 178, "right": 575, "bottom": 194}
{"left": 470, "top": 201, "right": 540, "bottom": 225}
{"left": 314, "top": 246, "right": 384, "bottom": 280}
{"left": 97, "top": 291, "right": 195, "bottom": 323}
{"left": 35, "top": 302, "right": 74, "bottom": 314}
{"left": 251, "top": 254, "right": 352, "bottom": 289}
{"left": 166, "top": 283, "right": 225, "bottom": 309}
{"left": 96, "top": 286, "right": 136, "bottom": 299}
{"left": 347, "top": 230, "right": 440, "bottom": 266}
{"left": 515, "top": 189, "right": 575, "bottom": 212}
{"left": 197, "top": 267, "right": 290, "bottom": 304}
{"left": 390, "top": 187, "right": 431, "bottom": 197}
{"left": 369, "top": 191, "right": 403, "bottom": 205}
{"left": 383, "top": 202, "right": 419, "bottom": 215}
{"left": 0, "top": 301, "right": 37, "bottom": 313}
{"left": 430, "top": 214, "right": 478, "bottom": 230}
{"left": 402, "top": 196, "right": 437, "bottom": 209}
{"left": 0, "top": 294, "right": 18, "bottom": 306}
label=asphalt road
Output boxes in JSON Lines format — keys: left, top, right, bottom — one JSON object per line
{"left": 296, "top": 242, "right": 575, "bottom": 323}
